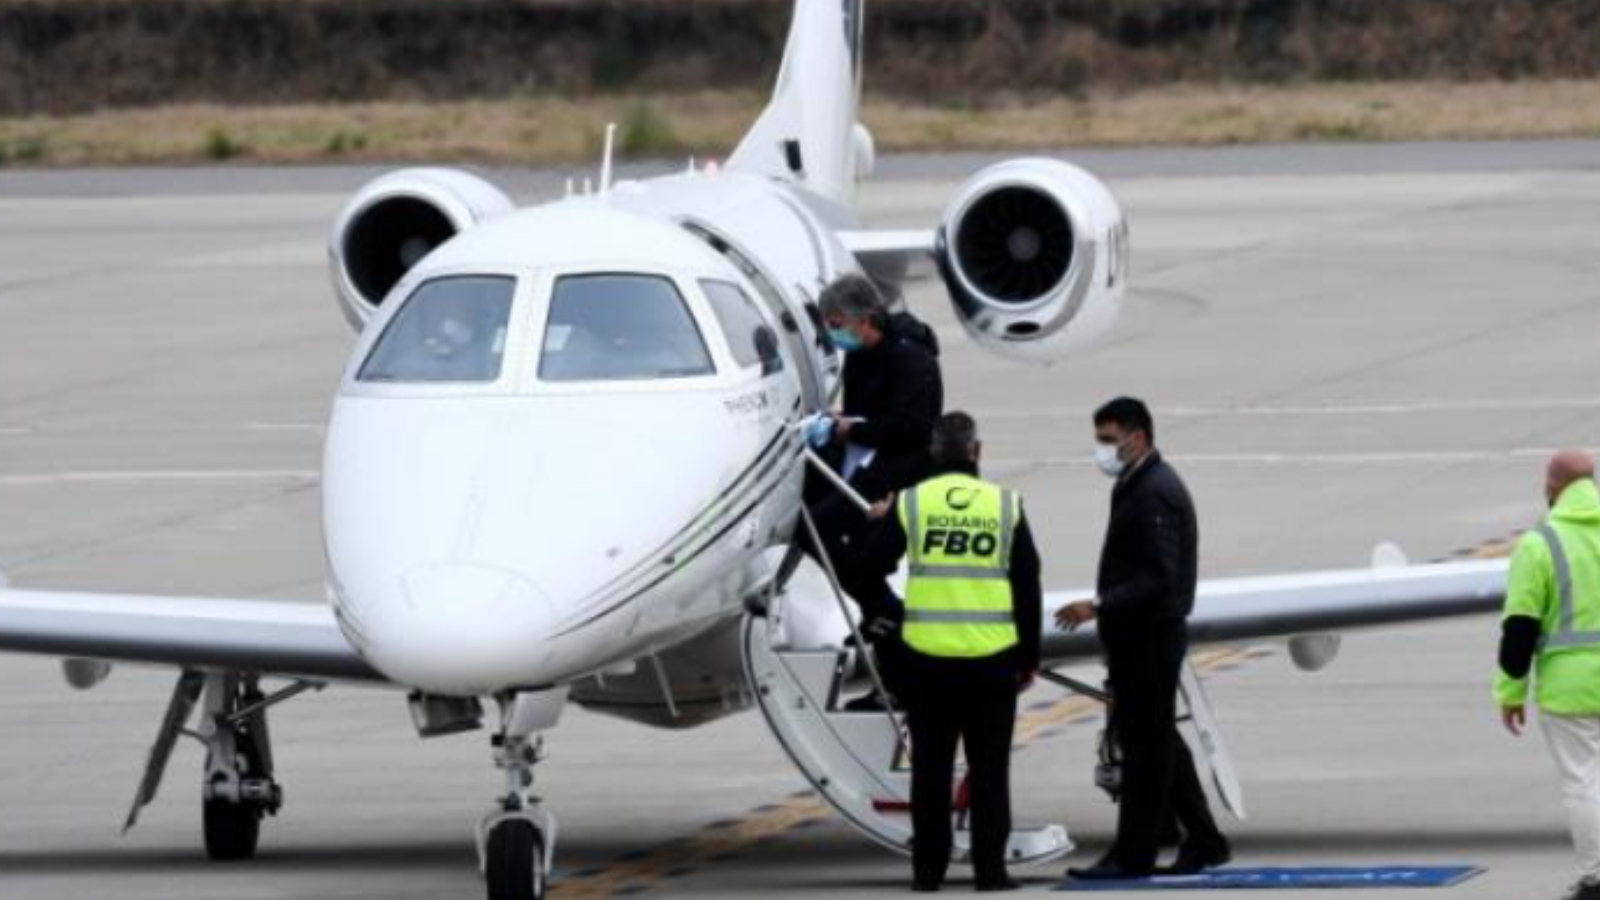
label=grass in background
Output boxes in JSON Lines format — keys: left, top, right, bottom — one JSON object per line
{"left": 203, "top": 125, "right": 244, "bottom": 159}
{"left": 1, "top": 81, "right": 1597, "bottom": 168}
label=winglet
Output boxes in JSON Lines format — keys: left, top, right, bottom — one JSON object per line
{"left": 1370, "top": 541, "right": 1409, "bottom": 569}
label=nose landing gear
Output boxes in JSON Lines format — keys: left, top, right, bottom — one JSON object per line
{"left": 475, "top": 691, "right": 566, "bottom": 900}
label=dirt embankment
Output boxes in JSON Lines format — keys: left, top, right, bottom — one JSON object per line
{"left": 4, "top": 0, "right": 1600, "bottom": 117}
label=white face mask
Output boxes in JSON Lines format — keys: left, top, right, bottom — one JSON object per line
{"left": 1093, "top": 441, "right": 1126, "bottom": 479}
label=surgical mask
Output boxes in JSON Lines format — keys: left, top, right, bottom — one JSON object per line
{"left": 829, "top": 328, "right": 864, "bottom": 353}
{"left": 1094, "top": 441, "right": 1127, "bottom": 478}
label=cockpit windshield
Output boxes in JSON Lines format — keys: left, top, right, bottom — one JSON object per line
{"left": 358, "top": 276, "right": 515, "bottom": 384}
{"left": 539, "top": 274, "right": 715, "bottom": 382}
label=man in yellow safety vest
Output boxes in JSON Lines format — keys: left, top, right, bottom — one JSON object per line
{"left": 1497, "top": 449, "right": 1600, "bottom": 900}
{"left": 865, "top": 411, "right": 1042, "bottom": 892}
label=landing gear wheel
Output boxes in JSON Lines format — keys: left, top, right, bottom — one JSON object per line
{"left": 203, "top": 795, "right": 261, "bottom": 861}
{"left": 198, "top": 674, "right": 280, "bottom": 863}
{"left": 485, "top": 818, "right": 546, "bottom": 900}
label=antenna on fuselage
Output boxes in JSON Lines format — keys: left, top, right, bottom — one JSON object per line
{"left": 599, "top": 122, "right": 618, "bottom": 195}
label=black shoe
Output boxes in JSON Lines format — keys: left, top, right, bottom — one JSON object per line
{"left": 1067, "top": 862, "right": 1154, "bottom": 881}
{"left": 1566, "top": 881, "right": 1600, "bottom": 900}
{"left": 911, "top": 881, "right": 942, "bottom": 893}
{"left": 974, "top": 878, "right": 1021, "bottom": 892}
{"left": 1157, "top": 842, "right": 1232, "bottom": 876}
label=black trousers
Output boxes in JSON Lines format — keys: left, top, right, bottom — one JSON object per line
{"left": 801, "top": 473, "right": 910, "bottom": 698}
{"left": 801, "top": 471, "right": 886, "bottom": 611}
{"left": 1101, "top": 617, "right": 1226, "bottom": 870}
{"left": 904, "top": 651, "right": 1018, "bottom": 888}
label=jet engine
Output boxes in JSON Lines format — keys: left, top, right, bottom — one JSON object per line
{"left": 936, "top": 158, "right": 1129, "bottom": 364}
{"left": 328, "top": 168, "right": 514, "bottom": 330}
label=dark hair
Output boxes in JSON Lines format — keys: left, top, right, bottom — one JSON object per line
{"left": 818, "top": 274, "right": 890, "bottom": 330}
{"left": 1093, "top": 396, "right": 1154, "bottom": 444}
{"left": 931, "top": 411, "right": 980, "bottom": 464}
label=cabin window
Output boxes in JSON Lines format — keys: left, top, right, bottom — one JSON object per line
{"left": 701, "top": 280, "right": 784, "bottom": 376}
{"left": 539, "top": 274, "right": 715, "bottom": 382}
{"left": 358, "top": 276, "right": 515, "bottom": 383}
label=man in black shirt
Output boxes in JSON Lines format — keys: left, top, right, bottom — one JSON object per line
{"left": 1057, "top": 397, "right": 1231, "bottom": 880}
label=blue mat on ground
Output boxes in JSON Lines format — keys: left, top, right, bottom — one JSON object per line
{"left": 1055, "top": 866, "right": 1483, "bottom": 891}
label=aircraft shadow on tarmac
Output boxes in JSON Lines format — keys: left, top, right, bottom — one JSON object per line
{"left": 0, "top": 825, "right": 1565, "bottom": 879}
{"left": 0, "top": 840, "right": 470, "bottom": 875}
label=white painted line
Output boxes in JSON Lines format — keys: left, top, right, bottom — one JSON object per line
{"left": 243, "top": 421, "right": 325, "bottom": 433}
{"left": 1169, "top": 398, "right": 1600, "bottom": 417}
{"left": 0, "top": 469, "right": 320, "bottom": 487}
{"left": 981, "top": 397, "right": 1600, "bottom": 420}
{"left": 994, "top": 447, "right": 1600, "bottom": 469}
{"left": 0, "top": 423, "right": 323, "bottom": 436}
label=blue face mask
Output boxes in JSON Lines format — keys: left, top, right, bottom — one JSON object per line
{"left": 829, "top": 328, "right": 864, "bottom": 353}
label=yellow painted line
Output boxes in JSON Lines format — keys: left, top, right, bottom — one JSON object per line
{"left": 551, "top": 647, "right": 1254, "bottom": 899}
{"left": 552, "top": 798, "right": 833, "bottom": 899}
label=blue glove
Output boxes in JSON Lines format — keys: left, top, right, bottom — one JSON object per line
{"left": 803, "top": 414, "right": 835, "bottom": 449}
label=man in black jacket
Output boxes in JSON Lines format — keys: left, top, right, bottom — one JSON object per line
{"left": 804, "top": 275, "right": 943, "bottom": 705}
{"left": 1056, "top": 397, "right": 1231, "bottom": 880}
{"left": 820, "top": 273, "right": 944, "bottom": 503}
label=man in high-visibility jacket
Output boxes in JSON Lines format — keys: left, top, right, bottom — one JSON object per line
{"left": 1498, "top": 449, "right": 1600, "bottom": 900}
{"left": 863, "top": 411, "right": 1042, "bottom": 892}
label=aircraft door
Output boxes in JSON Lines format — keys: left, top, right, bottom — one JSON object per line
{"left": 683, "top": 223, "right": 827, "bottom": 411}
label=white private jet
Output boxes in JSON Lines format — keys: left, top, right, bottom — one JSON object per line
{"left": 0, "top": 1, "right": 1509, "bottom": 898}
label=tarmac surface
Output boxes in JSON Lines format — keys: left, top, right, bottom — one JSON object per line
{"left": 1, "top": 141, "right": 1597, "bottom": 899}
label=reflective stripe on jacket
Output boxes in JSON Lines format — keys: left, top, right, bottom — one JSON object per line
{"left": 1495, "top": 479, "right": 1600, "bottom": 715}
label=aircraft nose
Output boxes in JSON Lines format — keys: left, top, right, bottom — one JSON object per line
{"left": 356, "top": 563, "right": 556, "bottom": 695}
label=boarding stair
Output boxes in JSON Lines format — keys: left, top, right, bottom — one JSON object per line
{"left": 741, "top": 513, "right": 1072, "bottom": 866}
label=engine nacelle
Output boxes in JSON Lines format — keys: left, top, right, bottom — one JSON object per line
{"left": 936, "top": 158, "right": 1129, "bottom": 364}
{"left": 328, "top": 168, "right": 514, "bottom": 330}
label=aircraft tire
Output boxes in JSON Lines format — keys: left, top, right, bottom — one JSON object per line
{"left": 485, "top": 818, "right": 546, "bottom": 900}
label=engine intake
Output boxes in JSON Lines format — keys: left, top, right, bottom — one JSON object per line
{"left": 328, "top": 168, "right": 513, "bottom": 330}
{"left": 954, "top": 186, "right": 1074, "bottom": 304}
{"left": 938, "top": 158, "right": 1128, "bottom": 364}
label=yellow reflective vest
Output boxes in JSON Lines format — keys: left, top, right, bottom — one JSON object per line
{"left": 1495, "top": 479, "right": 1600, "bottom": 715}
{"left": 897, "top": 472, "right": 1020, "bottom": 658}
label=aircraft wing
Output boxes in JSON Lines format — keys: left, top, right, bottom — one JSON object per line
{"left": 1038, "top": 557, "right": 1508, "bottom": 664}
{"left": 0, "top": 587, "right": 382, "bottom": 682}
{"left": 837, "top": 229, "right": 938, "bottom": 284}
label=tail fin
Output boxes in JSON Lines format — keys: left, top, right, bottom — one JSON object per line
{"left": 728, "top": 0, "right": 864, "bottom": 202}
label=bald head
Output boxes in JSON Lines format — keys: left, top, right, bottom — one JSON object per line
{"left": 1547, "top": 449, "right": 1596, "bottom": 506}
